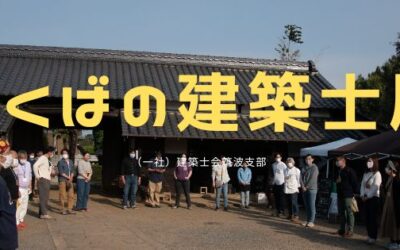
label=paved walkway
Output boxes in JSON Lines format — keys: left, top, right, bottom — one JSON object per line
{"left": 18, "top": 190, "right": 385, "bottom": 250}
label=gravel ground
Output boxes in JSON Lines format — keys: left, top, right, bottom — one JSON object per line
{"left": 18, "top": 190, "right": 385, "bottom": 250}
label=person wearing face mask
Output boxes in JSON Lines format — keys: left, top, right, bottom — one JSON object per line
{"left": 271, "top": 153, "right": 287, "bottom": 217}
{"left": 28, "top": 152, "right": 37, "bottom": 201}
{"left": 14, "top": 150, "right": 32, "bottom": 230}
{"left": 333, "top": 155, "right": 359, "bottom": 238}
{"left": 380, "top": 161, "right": 400, "bottom": 250}
{"left": 360, "top": 157, "right": 382, "bottom": 245}
{"left": 120, "top": 148, "right": 141, "bottom": 209}
{"left": 301, "top": 154, "right": 319, "bottom": 228}
{"left": 57, "top": 149, "right": 75, "bottom": 215}
{"left": 0, "top": 139, "right": 20, "bottom": 201}
{"left": 0, "top": 149, "right": 20, "bottom": 205}
{"left": 212, "top": 156, "right": 231, "bottom": 211}
{"left": 0, "top": 139, "right": 18, "bottom": 250}
{"left": 33, "top": 146, "right": 56, "bottom": 219}
{"left": 284, "top": 158, "right": 301, "bottom": 222}
{"left": 237, "top": 161, "right": 252, "bottom": 209}
{"left": 172, "top": 154, "right": 192, "bottom": 209}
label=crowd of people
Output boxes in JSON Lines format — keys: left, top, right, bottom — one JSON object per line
{"left": 0, "top": 140, "right": 94, "bottom": 250}
{"left": 1, "top": 137, "right": 400, "bottom": 250}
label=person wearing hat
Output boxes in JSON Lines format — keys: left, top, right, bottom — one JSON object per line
{"left": 380, "top": 160, "right": 400, "bottom": 250}
{"left": 0, "top": 138, "right": 18, "bottom": 249}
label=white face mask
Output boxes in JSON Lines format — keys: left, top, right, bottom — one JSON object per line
{"left": 367, "top": 161, "right": 374, "bottom": 169}
{"left": 62, "top": 154, "right": 69, "bottom": 159}
{"left": 287, "top": 162, "right": 293, "bottom": 168}
{"left": 130, "top": 153, "right": 136, "bottom": 159}
{"left": 29, "top": 155, "right": 34, "bottom": 159}
{"left": 20, "top": 159, "right": 27, "bottom": 165}
{"left": 1, "top": 155, "right": 13, "bottom": 168}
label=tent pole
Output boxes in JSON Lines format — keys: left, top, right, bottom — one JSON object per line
{"left": 326, "top": 159, "right": 330, "bottom": 179}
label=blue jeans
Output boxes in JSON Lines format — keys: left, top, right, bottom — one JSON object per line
{"left": 240, "top": 191, "right": 250, "bottom": 207}
{"left": 123, "top": 175, "right": 138, "bottom": 206}
{"left": 286, "top": 193, "right": 299, "bottom": 217}
{"left": 215, "top": 183, "right": 228, "bottom": 208}
{"left": 76, "top": 179, "right": 91, "bottom": 209}
{"left": 303, "top": 190, "right": 317, "bottom": 223}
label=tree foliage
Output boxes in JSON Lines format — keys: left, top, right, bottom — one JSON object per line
{"left": 356, "top": 34, "right": 400, "bottom": 127}
{"left": 395, "top": 33, "right": 400, "bottom": 56}
{"left": 275, "top": 24, "right": 304, "bottom": 61}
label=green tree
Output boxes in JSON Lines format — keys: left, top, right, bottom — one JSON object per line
{"left": 395, "top": 33, "right": 400, "bottom": 56}
{"left": 356, "top": 34, "right": 400, "bottom": 127}
{"left": 275, "top": 24, "right": 304, "bottom": 61}
{"left": 93, "top": 130, "right": 103, "bottom": 153}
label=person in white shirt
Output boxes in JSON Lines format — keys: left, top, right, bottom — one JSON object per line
{"left": 33, "top": 146, "right": 55, "bottom": 219}
{"left": 360, "top": 157, "right": 382, "bottom": 245}
{"left": 212, "top": 157, "right": 231, "bottom": 211}
{"left": 272, "top": 153, "right": 287, "bottom": 217}
{"left": 284, "top": 157, "right": 301, "bottom": 222}
{"left": 14, "top": 150, "right": 32, "bottom": 230}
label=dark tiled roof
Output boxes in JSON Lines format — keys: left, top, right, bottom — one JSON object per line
{"left": 0, "top": 107, "right": 13, "bottom": 133}
{"left": 0, "top": 44, "right": 343, "bottom": 108}
{"left": 120, "top": 110, "right": 365, "bottom": 142}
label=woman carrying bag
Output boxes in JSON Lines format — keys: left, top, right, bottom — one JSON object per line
{"left": 360, "top": 157, "right": 382, "bottom": 245}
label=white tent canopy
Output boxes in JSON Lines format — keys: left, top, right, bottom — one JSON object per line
{"left": 300, "top": 138, "right": 357, "bottom": 157}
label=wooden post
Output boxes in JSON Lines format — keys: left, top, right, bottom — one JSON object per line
{"left": 102, "top": 117, "right": 124, "bottom": 193}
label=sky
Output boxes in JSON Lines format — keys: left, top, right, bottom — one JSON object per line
{"left": 0, "top": 0, "right": 399, "bottom": 88}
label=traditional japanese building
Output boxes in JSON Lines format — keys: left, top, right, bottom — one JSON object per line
{"left": 0, "top": 44, "right": 368, "bottom": 192}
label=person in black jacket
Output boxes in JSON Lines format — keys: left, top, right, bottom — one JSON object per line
{"left": 0, "top": 175, "right": 18, "bottom": 250}
{"left": 334, "top": 155, "right": 359, "bottom": 238}
{"left": 0, "top": 139, "right": 18, "bottom": 249}
{"left": 120, "top": 148, "right": 141, "bottom": 209}
{"left": 0, "top": 150, "right": 20, "bottom": 202}
{"left": 393, "top": 163, "right": 400, "bottom": 244}
{"left": 380, "top": 160, "right": 400, "bottom": 249}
